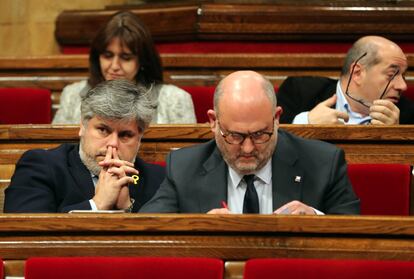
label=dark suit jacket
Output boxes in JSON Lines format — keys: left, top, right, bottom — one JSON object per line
{"left": 277, "top": 76, "right": 414, "bottom": 124}
{"left": 140, "top": 130, "right": 360, "bottom": 214}
{"left": 4, "top": 143, "right": 165, "bottom": 213}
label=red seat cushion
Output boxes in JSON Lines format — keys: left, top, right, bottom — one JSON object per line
{"left": 25, "top": 257, "right": 223, "bottom": 279}
{"left": 0, "top": 88, "right": 51, "bottom": 124}
{"left": 347, "top": 164, "right": 411, "bottom": 215}
{"left": 244, "top": 258, "right": 414, "bottom": 279}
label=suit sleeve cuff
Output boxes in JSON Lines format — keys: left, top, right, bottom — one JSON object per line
{"left": 89, "top": 199, "right": 98, "bottom": 211}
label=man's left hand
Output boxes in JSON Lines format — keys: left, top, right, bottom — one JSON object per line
{"left": 273, "top": 200, "right": 316, "bottom": 215}
{"left": 369, "top": 100, "right": 400, "bottom": 124}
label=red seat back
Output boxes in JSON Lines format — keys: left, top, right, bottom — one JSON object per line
{"left": 25, "top": 257, "right": 223, "bottom": 279}
{"left": 181, "top": 86, "right": 215, "bottom": 123}
{"left": 0, "top": 88, "right": 51, "bottom": 124}
{"left": 244, "top": 258, "right": 414, "bottom": 279}
{"left": 347, "top": 164, "right": 411, "bottom": 215}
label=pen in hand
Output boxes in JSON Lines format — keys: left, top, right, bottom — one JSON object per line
{"left": 221, "top": 200, "right": 229, "bottom": 209}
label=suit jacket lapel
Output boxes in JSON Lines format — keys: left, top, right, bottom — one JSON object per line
{"left": 197, "top": 146, "right": 228, "bottom": 213}
{"left": 68, "top": 145, "right": 95, "bottom": 198}
{"left": 272, "top": 130, "right": 304, "bottom": 210}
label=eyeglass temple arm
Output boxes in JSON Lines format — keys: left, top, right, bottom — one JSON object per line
{"left": 379, "top": 69, "right": 400, "bottom": 100}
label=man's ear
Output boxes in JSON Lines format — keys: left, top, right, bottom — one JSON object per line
{"left": 274, "top": 106, "right": 283, "bottom": 125}
{"left": 207, "top": 109, "right": 217, "bottom": 133}
{"left": 79, "top": 121, "right": 85, "bottom": 137}
{"left": 352, "top": 63, "right": 365, "bottom": 85}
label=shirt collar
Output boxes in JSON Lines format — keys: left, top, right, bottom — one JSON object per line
{"left": 336, "top": 81, "right": 371, "bottom": 124}
{"left": 228, "top": 159, "right": 272, "bottom": 188}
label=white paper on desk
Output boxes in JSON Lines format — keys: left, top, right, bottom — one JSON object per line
{"left": 68, "top": 210, "right": 126, "bottom": 214}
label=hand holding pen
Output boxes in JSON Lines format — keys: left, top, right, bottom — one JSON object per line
{"left": 206, "top": 200, "right": 232, "bottom": 214}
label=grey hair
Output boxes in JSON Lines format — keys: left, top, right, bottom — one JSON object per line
{"left": 341, "top": 38, "right": 381, "bottom": 77}
{"left": 80, "top": 79, "right": 157, "bottom": 132}
{"left": 213, "top": 74, "right": 277, "bottom": 116}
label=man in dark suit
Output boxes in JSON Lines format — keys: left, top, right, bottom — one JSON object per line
{"left": 4, "top": 80, "right": 164, "bottom": 213}
{"left": 140, "top": 71, "right": 359, "bottom": 215}
{"left": 277, "top": 36, "right": 414, "bottom": 125}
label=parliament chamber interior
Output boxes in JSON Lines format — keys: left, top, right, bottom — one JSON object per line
{"left": 1, "top": 0, "right": 414, "bottom": 278}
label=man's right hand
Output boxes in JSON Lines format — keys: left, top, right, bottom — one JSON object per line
{"left": 308, "top": 94, "right": 349, "bottom": 124}
{"left": 92, "top": 146, "right": 136, "bottom": 210}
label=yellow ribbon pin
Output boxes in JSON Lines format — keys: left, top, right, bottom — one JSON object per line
{"left": 132, "top": 175, "right": 140, "bottom": 185}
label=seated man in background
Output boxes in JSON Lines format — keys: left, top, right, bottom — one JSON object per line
{"left": 4, "top": 80, "right": 165, "bottom": 213}
{"left": 277, "top": 36, "right": 414, "bottom": 124}
{"left": 140, "top": 71, "right": 360, "bottom": 215}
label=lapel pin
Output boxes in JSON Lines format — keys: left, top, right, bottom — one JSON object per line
{"left": 132, "top": 175, "right": 140, "bottom": 185}
{"left": 294, "top": 176, "right": 302, "bottom": 183}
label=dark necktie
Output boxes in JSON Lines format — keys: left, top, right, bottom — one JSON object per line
{"left": 243, "top": 175, "right": 259, "bottom": 213}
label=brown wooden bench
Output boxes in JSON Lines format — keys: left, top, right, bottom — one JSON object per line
{"left": 56, "top": 1, "right": 414, "bottom": 47}
{"left": 1, "top": 214, "right": 414, "bottom": 278}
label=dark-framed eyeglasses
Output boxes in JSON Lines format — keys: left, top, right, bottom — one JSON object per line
{"left": 218, "top": 121, "right": 274, "bottom": 145}
{"left": 344, "top": 52, "right": 400, "bottom": 108}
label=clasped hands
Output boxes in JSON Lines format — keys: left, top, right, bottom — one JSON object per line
{"left": 92, "top": 146, "right": 138, "bottom": 210}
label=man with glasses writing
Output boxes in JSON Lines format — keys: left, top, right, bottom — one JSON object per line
{"left": 140, "top": 71, "right": 360, "bottom": 215}
{"left": 277, "top": 36, "right": 414, "bottom": 124}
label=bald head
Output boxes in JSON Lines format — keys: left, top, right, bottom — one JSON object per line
{"left": 214, "top": 71, "right": 276, "bottom": 118}
{"left": 341, "top": 36, "right": 406, "bottom": 77}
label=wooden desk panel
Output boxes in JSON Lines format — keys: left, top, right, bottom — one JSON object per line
{"left": 0, "top": 214, "right": 414, "bottom": 260}
{"left": 3, "top": 214, "right": 414, "bottom": 278}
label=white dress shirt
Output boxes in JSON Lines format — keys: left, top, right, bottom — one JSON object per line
{"left": 227, "top": 159, "right": 273, "bottom": 214}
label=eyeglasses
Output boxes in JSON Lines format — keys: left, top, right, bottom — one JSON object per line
{"left": 218, "top": 121, "right": 274, "bottom": 145}
{"left": 344, "top": 52, "right": 400, "bottom": 108}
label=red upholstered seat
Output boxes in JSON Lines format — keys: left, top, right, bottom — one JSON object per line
{"left": 0, "top": 88, "right": 51, "bottom": 124}
{"left": 244, "top": 258, "right": 414, "bottom": 279}
{"left": 181, "top": 86, "right": 215, "bottom": 123}
{"left": 25, "top": 257, "right": 223, "bottom": 279}
{"left": 347, "top": 164, "right": 411, "bottom": 216}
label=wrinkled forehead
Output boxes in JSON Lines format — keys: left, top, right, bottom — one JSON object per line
{"left": 378, "top": 46, "right": 408, "bottom": 73}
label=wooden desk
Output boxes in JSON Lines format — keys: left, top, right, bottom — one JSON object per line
{"left": 1, "top": 214, "right": 414, "bottom": 278}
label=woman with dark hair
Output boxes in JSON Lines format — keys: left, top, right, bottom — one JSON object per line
{"left": 53, "top": 11, "right": 196, "bottom": 124}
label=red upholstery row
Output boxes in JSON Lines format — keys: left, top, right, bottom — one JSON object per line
{"left": 20, "top": 257, "right": 414, "bottom": 279}
{"left": 244, "top": 258, "right": 414, "bottom": 279}
{"left": 25, "top": 257, "right": 223, "bottom": 279}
